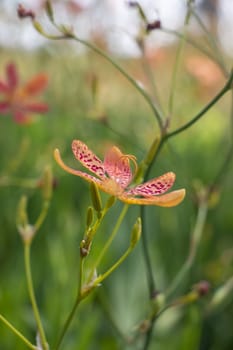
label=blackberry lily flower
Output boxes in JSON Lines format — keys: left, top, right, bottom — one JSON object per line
{"left": 54, "top": 140, "right": 185, "bottom": 207}
{"left": 0, "top": 62, "right": 48, "bottom": 124}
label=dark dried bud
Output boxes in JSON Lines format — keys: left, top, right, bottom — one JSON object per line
{"left": 193, "top": 280, "right": 211, "bottom": 297}
{"left": 17, "top": 4, "right": 35, "bottom": 20}
{"left": 146, "top": 20, "right": 161, "bottom": 32}
{"left": 128, "top": 1, "right": 138, "bottom": 7}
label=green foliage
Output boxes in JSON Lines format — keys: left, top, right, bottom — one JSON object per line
{"left": 0, "top": 33, "right": 232, "bottom": 350}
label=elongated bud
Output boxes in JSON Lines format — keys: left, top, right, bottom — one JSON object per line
{"left": 86, "top": 206, "right": 94, "bottom": 228}
{"left": 90, "top": 73, "right": 98, "bottom": 106}
{"left": 144, "top": 136, "right": 161, "bottom": 167}
{"left": 16, "top": 196, "right": 35, "bottom": 244}
{"left": 33, "top": 21, "right": 60, "bottom": 39}
{"left": 45, "top": 0, "right": 54, "bottom": 23}
{"left": 106, "top": 196, "right": 116, "bottom": 209}
{"left": 16, "top": 195, "right": 29, "bottom": 229}
{"left": 130, "top": 217, "right": 142, "bottom": 248}
{"left": 135, "top": 136, "right": 160, "bottom": 183}
{"left": 40, "top": 165, "right": 53, "bottom": 201}
{"left": 207, "top": 276, "right": 233, "bottom": 313}
{"left": 90, "top": 182, "right": 102, "bottom": 217}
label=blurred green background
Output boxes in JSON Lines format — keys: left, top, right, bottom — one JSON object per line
{"left": 0, "top": 40, "right": 233, "bottom": 350}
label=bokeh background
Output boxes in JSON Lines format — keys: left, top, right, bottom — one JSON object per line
{"left": 0, "top": 1, "right": 233, "bottom": 349}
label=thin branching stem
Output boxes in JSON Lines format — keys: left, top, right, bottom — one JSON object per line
{"left": 190, "top": 9, "right": 227, "bottom": 73}
{"left": 67, "top": 34, "right": 163, "bottom": 128}
{"left": 162, "top": 28, "right": 228, "bottom": 77}
{"left": 0, "top": 314, "right": 37, "bottom": 350}
{"left": 24, "top": 244, "right": 48, "bottom": 350}
{"left": 166, "top": 199, "right": 208, "bottom": 300}
{"left": 166, "top": 69, "right": 233, "bottom": 140}
{"left": 88, "top": 204, "right": 129, "bottom": 282}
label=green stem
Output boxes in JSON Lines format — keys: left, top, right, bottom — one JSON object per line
{"left": 92, "top": 246, "right": 133, "bottom": 287}
{"left": 54, "top": 295, "right": 82, "bottom": 350}
{"left": 166, "top": 69, "right": 233, "bottom": 140}
{"left": 0, "top": 314, "right": 37, "bottom": 350}
{"left": 71, "top": 35, "right": 163, "bottom": 127}
{"left": 162, "top": 28, "right": 228, "bottom": 77}
{"left": 24, "top": 244, "right": 48, "bottom": 350}
{"left": 0, "top": 176, "right": 37, "bottom": 188}
{"left": 141, "top": 206, "right": 156, "bottom": 298}
{"left": 139, "top": 69, "right": 232, "bottom": 301}
{"left": 87, "top": 204, "right": 129, "bottom": 282}
{"left": 55, "top": 204, "right": 110, "bottom": 350}
{"left": 168, "top": 0, "right": 193, "bottom": 116}
{"left": 140, "top": 54, "right": 164, "bottom": 117}
{"left": 141, "top": 200, "right": 208, "bottom": 350}
{"left": 191, "top": 9, "right": 227, "bottom": 74}
{"left": 34, "top": 200, "right": 50, "bottom": 232}
{"left": 77, "top": 256, "right": 84, "bottom": 298}
{"left": 165, "top": 199, "right": 208, "bottom": 300}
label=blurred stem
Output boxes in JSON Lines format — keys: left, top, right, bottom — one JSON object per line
{"left": 140, "top": 53, "right": 164, "bottom": 115}
{"left": 92, "top": 246, "right": 133, "bottom": 286}
{"left": 55, "top": 295, "right": 82, "bottom": 350}
{"left": 166, "top": 68, "right": 233, "bottom": 139}
{"left": 209, "top": 142, "right": 233, "bottom": 191}
{"left": 191, "top": 9, "right": 227, "bottom": 74}
{"left": 70, "top": 34, "right": 163, "bottom": 128}
{"left": 162, "top": 28, "right": 228, "bottom": 76}
{"left": 168, "top": 0, "right": 193, "bottom": 116}
{"left": 87, "top": 204, "right": 129, "bottom": 282}
{"left": 55, "top": 258, "right": 85, "bottom": 350}
{"left": 141, "top": 206, "right": 156, "bottom": 298}
{"left": 24, "top": 243, "right": 48, "bottom": 350}
{"left": 41, "top": 18, "right": 163, "bottom": 128}
{"left": 165, "top": 198, "right": 208, "bottom": 300}
{"left": 5, "top": 137, "right": 30, "bottom": 175}
{"left": 0, "top": 176, "right": 37, "bottom": 188}
{"left": 0, "top": 314, "right": 37, "bottom": 350}
{"left": 139, "top": 68, "right": 232, "bottom": 301}
{"left": 55, "top": 204, "right": 111, "bottom": 349}
{"left": 34, "top": 200, "right": 50, "bottom": 232}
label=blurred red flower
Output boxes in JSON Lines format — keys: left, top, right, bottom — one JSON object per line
{"left": 0, "top": 63, "right": 49, "bottom": 124}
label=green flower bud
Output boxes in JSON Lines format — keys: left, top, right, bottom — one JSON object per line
{"left": 106, "top": 196, "right": 116, "bottom": 209}
{"left": 130, "top": 217, "right": 142, "bottom": 248}
{"left": 41, "top": 165, "right": 53, "bottom": 201}
{"left": 45, "top": 0, "right": 54, "bottom": 23}
{"left": 16, "top": 195, "right": 29, "bottom": 230}
{"left": 90, "top": 182, "right": 102, "bottom": 217}
{"left": 86, "top": 206, "right": 94, "bottom": 228}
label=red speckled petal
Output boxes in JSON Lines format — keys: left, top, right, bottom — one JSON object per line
{"left": 104, "top": 146, "right": 132, "bottom": 189}
{"left": 126, "top": 172, "right": 175, "bottom": 197}
{"left": 72, "top": 140, "right": 106, "bottom": 179}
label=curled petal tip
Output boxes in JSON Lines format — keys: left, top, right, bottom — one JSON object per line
{"left": 162, "top": 188, "right": 186, "bottom": 207}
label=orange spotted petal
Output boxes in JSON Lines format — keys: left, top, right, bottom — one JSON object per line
{"left": 54, "top": 148, "right": 104, "bottom": 187}
{"left": 104, "top": 146, "right": 133, "bottom": 189}
{"left": 72, "top": 140, "right": 106, "bottom": 179}
{"left": 126, "top": 172, "right": 175, "bottom": 197}
{"left": 119, "top": 189, "right": 186, "bottom": 207}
